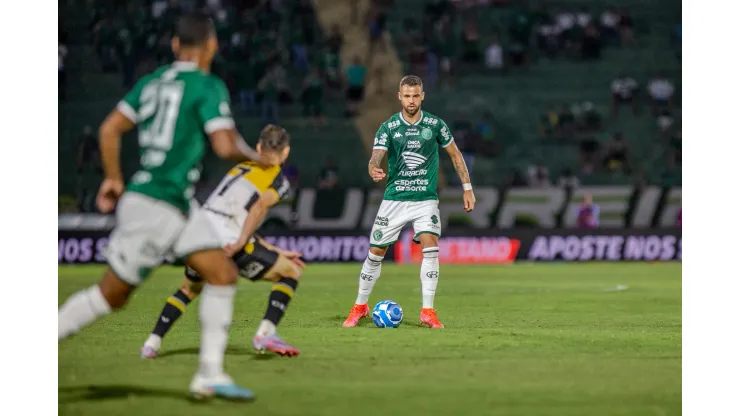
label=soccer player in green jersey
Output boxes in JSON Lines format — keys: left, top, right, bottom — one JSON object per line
{"left": 58, "top": 12, "right": 268, "bottom": 401}
{"left": 342, "top": 75, "right": 476, "bottom": 329}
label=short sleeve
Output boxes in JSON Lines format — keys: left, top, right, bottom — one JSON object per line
{"left": 198, "top": 77, "right": 235, "bottom": 134}
{"left": 116, "top": 76, "right": 149, "bottom": 123}
{"left": 267, "top": 172, "right": 291, "bottom": 200}
{"left": 437, "top": 119, "right": 454, "bottom": 148}
{"left": 373, "top": 124, "right": 390, "bottom": 150}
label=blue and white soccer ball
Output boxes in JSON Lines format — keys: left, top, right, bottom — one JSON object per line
{"left": 372, "top": 300, "right": 404, "bottom": 328}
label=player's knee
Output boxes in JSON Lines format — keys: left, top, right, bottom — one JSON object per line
{"left": 419, "top": 234, "right": 439, "bottom": 250}
{"left": 179, "top": 277, "right": 204, "bottom": 299}
{"left": 369, "top": 246, "right": 387, "bottom": 259}
{"left": 99, "top": 269, "right": 135, "bottom": 310}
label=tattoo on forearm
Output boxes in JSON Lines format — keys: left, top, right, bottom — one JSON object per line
{"left": 368, "top": 149, "right": 385, "bottom": 172}
{"left": 452, "top": 154, "right": 471, "bottom": 184}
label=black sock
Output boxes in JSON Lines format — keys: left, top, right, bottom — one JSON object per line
{"left": 151, "top": 289, "right": 192, "bottom": 338}
{"left": 263, "top": 278, "right": 298, "bottom": 326}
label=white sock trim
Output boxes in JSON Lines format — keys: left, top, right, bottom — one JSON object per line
{"left": 368, "top": 252, "right": 384, "bottom": 262}
{"left": 86, "top": 285, "right": 112, "bottom": 314}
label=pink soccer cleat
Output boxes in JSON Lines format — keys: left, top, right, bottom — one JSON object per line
{"left": 253, "top": 334, "right": 300, "bottom": 357}
{"left": 342, "top": 303, "right": 369, "bottom": 327}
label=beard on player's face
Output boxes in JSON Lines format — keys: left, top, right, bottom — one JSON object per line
{"left": 403, "top": 104, "right": 420, "bottom": 115}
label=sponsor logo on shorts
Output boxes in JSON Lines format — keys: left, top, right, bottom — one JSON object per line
{"left": 373, "top": 230, "right": 383, "bottom": 241}
{"left": 426, "top": 271, "right": 439, "bottom": 279}
{"left": 374, "top": 216, "right": 389, "bottom": 226}
{"left": 431, "top": 215, "right": 438, "bottom": 224}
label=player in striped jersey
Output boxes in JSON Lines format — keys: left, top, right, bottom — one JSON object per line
{"left": 141, "top": 124, "right": 304, "bottom": 359}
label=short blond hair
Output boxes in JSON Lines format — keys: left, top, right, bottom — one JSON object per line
{"left": 258, "top": 124, "right": 290, "bottom": 152}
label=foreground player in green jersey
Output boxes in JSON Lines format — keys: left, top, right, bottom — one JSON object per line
{"left": 342, "top": 75, "right": 476, "bottom": 329}
{"left": 58, "top": 12, "right": 269, "bottom": 401}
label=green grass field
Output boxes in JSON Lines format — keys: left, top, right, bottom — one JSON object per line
{"left": 59, "top": 263, "right": 681, "bottom": 416}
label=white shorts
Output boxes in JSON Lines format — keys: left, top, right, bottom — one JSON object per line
{"left": 369, "top": 199, "right": 441, "bottom": 247}
{"left": 105, "top": 192, "right": 222, "bottom": 286}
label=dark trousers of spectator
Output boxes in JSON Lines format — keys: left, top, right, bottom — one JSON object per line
{"left": 59, "top": 70, "right": 66, "bottom": 100}
{"left": 292, "top": 45, "right": 310, "bottom": 72}
{"left": 262, "top": 99, "right": 279, "bottom": 124}
{"left": 122, "top": 57, "right": 136, "bottom": 88}
{"left": 240, "top": 90, "right": 256, "bottom": 116}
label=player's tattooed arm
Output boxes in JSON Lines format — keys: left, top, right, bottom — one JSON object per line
{"left": 368, "top": 148, "right": 387, "bottom": 182}
{"left": 444, "top": 141, "right": 476, "bottom": 212}
{"left": 444, "top": 141, "right": 471, "bottom": 184}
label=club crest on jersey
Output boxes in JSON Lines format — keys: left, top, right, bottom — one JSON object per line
{"left": 401, "top": 151, "right": 427, "bottom": 170}
{"left": 421, "top": 128, "right": 433, "bottom": 140}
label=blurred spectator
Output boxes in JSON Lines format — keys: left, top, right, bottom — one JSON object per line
{"left": 258, "top": 63, "right": 285, "bottom": 124}
{"left": 321, "top": 45, "right": 342, "bottom": 91}
{"left": 576, "top": 194, "right": 600, "bottom": 228}
{"left": 576, "top": 7, "right": 592, "bottom": 28}
{"left": 674, "top": 23, "right": 681, "bottom": 59}
{"left": 452, "top": 113, "right": 476, "bottom": 178}
{"left": 76, "top": 125, "right": 100, "bottom": 208}
{"left": 618, "top": 8, "right": 635, "bottom": 46}
{"left": 432, "top": 15, "right": 455, "bottom": 87}
{"left": 538, "top": 106, "right": 560, "bottom": 138}
{"left": 93, "top": 16, "right": 119, "bottom": 72}
{"left": 234, "top": 57, "right": 260, "bottom": 116}
{"left": 351, "top": 0, "right": 360, "bottom": 24}
{"left": 475, "top": 111, "right": 500, "bottom": 157}
{"left": 571, "top": 101, "right": 602, "bottom": 132}
{"left": 59, "top": 36, "right": 68, "bottom": 100}
{"left": 367, "top": 5, "right": 388, "bottom": 58}
{"left": 558, "top": 104, "right": 576, "bottom": 138}
{"left": 117, "top": 27, "right": 137, "bottom": 88}
{"left": 557, "top": 168, "right": 581, "bottom": 188}
{"left": 505, "top": 168, "right": 529, "bottom": 187}
{"left": 407, "top": 31, "right": 429, "bottom": 77}
{"left": 537, "top": 17, "right": 561, "bottom": 58}
{"left": 345, "top": 56, "right": 367, "bottom": 117}
{"left": 579, "top": 136, "right": 599, "bottom": 174}
{"left": 282, "top": 158, "right": 300, "bottom": 192}
{"left": 527, "top": 162, "right": 551, "bottom": 188}
{"left": 425, "top": 0, "right": 453, "bottom": 25}
{"left": 603, "top": 132, "right": 630, "bottom": 173}
{"left": 290, "top": 23, "right": 310, "bottom": 73}
{"left": 657, "top": 108, "right": 676, "bottom": 138}
{"left": 581, "top": 22, "right": 602, "bottom": 60}
{"left": 611, "top": 73, "right": 639, "bottom": 117}
{"left": 676, "top": 208, "right": 682, "bottom": 227}
{"left": 327, "top": 24, "right": 343, "bottom": 54}
{"left": 460, "top": 17, "right": 483, "bottom": 65}
{"left": 484, "top": 35, "right": 504, "bottom": 71}
{"left": 599, "top": 7, "right": 620, "bottom": 45}
{"left": 668, "top": 128, "right": 682, "bottom": 168}
{"left": 300, "top": 67, "right": 325, "bottom": 126}
{"left": 647, "top": 71, "right": 675, "bottom": 115}
{"left": 555, "top": 7, "right": 577, "bottom": 53}
{"left": 317, "top": 158, "right": 340, "bottom": 190}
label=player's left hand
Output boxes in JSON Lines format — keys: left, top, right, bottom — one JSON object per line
{"left": 463, "top": 189, "right": 476, "bottom": 212}
{"left": 223, "top": 240, "right": 246, "bottom": 258}
{"left": 96, "top": 178, "right": 124, "bottom": 213}
{"left": 282, "top": 250, "right": 306, "bottom": 269}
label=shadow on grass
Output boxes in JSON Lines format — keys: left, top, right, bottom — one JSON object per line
{"left": 157, "top": 346, "right": 277, "bottom": 361}
{"left": 59, "top": 385, "right": 196, "bottom": 404}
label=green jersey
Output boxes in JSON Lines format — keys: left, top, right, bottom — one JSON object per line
{"left": 116, "top": 61, "right": 234, "bottom": 213}
{"left": 373, "top": 111, "right": 454, "bottom": 201}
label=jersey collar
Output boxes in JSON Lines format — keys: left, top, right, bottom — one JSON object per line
{"left": 399, "top": 110, "right": 424, "bottom": 126}
{"left": 172, "top": 61, "right": 199, "bottom": 71}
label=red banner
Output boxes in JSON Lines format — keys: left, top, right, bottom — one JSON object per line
{"left": 393, "top": 231, "right": 520, "bottom": 264}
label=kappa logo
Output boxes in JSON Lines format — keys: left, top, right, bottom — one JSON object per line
{"left": 401, "top": 151, "right": 427, "bottom": 170}
{"left": 393, "top": 132, "right": 403, "bottom": 139}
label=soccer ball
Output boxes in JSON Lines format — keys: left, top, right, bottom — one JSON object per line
{"left": 372, "top": 300, "right": 404, "bottom": 328}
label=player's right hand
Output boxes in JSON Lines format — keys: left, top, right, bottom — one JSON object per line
{"left": 96, "top": 178, "right": 124, "bottom": 213}
{"left": 370, "top": 168, "right": 386, "bottom": 182}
